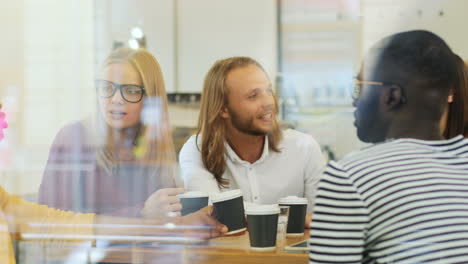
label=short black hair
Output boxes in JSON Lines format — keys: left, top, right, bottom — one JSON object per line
{"left": 372, "top": 30, "right": 458, "bottom": 92}
{"left": 369, "top": 30, "right": 464, "bottom": 127}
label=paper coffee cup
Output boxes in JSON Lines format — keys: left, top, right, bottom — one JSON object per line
{"left": 177, "top": 191, "right": 209, "bottom": 216}
{"left": 278, "top": 196, "right": 308, "bottom": 236}
{"left": 245, "top": 204, "right": 280, "bottom": 251}
{"left": 211, "top": 189, "right": 246, "bottom": 235}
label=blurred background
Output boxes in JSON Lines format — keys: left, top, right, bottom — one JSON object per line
{"left": 1, "top": 0, "right": 468, "bottom": 197}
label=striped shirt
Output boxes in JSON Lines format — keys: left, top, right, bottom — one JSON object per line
{"left": 309, "top": 136, "right": 468, "bottom": 264}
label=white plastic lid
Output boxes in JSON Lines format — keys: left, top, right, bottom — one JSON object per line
{"left": 278, "top": 196, "right": 308, "bottom": 205}
{"left": 245, "top": 204, "right": 280, "bottom": 215}
{"left": 210, "top": 189, "right": 243, "bottom": 203}
{"left": 177, "top": 191, "right": 209, "bottom": 198}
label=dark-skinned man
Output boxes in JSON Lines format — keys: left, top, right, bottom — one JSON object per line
{"left": 309, "top": 30, "right": 468, "bottom": 264}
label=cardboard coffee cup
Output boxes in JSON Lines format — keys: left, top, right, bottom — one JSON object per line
{"left": 245, "top": 204, "right": 280, "bottom": 251}
{"left": 177, "top": 191, "right": 209, "bottom": 216}
{"left": 278, "top": 196, "right": 308, "bottom": 236}
{"left": 211, "top": 189, "right": 246, "bottom": 235}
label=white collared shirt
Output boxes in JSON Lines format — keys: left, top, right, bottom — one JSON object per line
{"left": 179, "top": 129, "right": 326, "bottom": 213}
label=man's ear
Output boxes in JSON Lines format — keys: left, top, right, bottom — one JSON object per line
{"left": 220, "top": 106, "right": 230, "bottom": 119}
{"left": 382, "top": 85, "right": 405, "bottom": 110}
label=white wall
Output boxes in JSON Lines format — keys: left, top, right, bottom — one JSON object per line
{"left": 1, "top": 0, "right": 94, "bottom": 195}
{"left": 99, "top": 0, "right": 176, "bottom": 92}
{"left": 177, "top": 0, "right": 278, "bottom": 92}
{"left": 98, "top": 0, "right": 277, "bottom": 93}
{"left": 23, "top": 0, "right": 95, "bottom": 145}
{"left": 0, "top": 1, "right": 24, "bottom": 99}
{"left": 362, "top": 0, "right": 468, "bottom": 58}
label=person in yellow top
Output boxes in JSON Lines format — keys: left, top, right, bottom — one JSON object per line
{"left": 0, "top": 185, "right": 95, "bottom": 264}
{"left": 0, "top": 104, "right": 227, "bottom": 264}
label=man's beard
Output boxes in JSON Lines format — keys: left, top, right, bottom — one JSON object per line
{"left": 228, "top": 108, "right": 271, "bottom": 136}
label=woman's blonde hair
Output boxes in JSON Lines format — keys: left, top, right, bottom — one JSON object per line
{"left": 196, "top": 57, "right": 283, "bottom": 187}
{"left": 96, "top": 48, "right": 176, "bottom": 172}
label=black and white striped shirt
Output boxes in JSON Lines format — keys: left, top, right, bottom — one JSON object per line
{"left": 309, "top": 136, "right": 468, "bottom": 264}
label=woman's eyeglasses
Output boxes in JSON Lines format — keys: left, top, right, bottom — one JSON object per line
{"left": 96, "top": 80, "right": 146, "bottom": 103}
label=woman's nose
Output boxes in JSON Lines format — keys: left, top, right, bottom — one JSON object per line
{"left": 110, "top": 89, "right": 125, "bottom": 104}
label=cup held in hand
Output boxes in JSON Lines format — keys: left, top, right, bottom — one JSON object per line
{"left": 177, "top": 191, "right": 209, "bottom": 216}
{"left": 211, "top": 189, "right": 246, "bottom": 235}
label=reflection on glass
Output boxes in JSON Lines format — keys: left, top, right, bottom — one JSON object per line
{"left": 2, "top": 0, "right": 466, "bottom": 263}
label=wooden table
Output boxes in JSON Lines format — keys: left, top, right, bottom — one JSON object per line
{"left": 94, "top": 230, "right": 309, "bottom": 264}
{"left": 16, "top": 230, "right": 309, "bottom": 264}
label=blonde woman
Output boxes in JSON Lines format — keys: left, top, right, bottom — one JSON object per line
{"left": 39, "top": 48, "right": 183, "bottom": 218}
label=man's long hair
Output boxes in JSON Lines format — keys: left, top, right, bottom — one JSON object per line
{"left": 196, "top": 57, "right": 283, "bottom": 187}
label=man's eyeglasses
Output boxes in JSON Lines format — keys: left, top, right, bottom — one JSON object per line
{"left": 96, "top": 80, "right": 146, "bottom": 103}
{"left": 352, "top": 80, "right": 406, "bottom": 103}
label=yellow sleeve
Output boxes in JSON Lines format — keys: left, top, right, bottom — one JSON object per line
{"left": 0, "top": 186, "right": 95, "bottom": 241}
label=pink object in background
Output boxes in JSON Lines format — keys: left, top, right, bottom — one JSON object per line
{"left": 0, "top": 111, "right": 7, "bottom": 141}
{"left": 0, "top": 109, "right": 11, "bottom": 169}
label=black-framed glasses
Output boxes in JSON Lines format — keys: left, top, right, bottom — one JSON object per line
{"left": 352, "top": 80, "right": 406, "bottom": 103}
{"left": 96, "top": 80, "right": 146, "bottom": 103}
